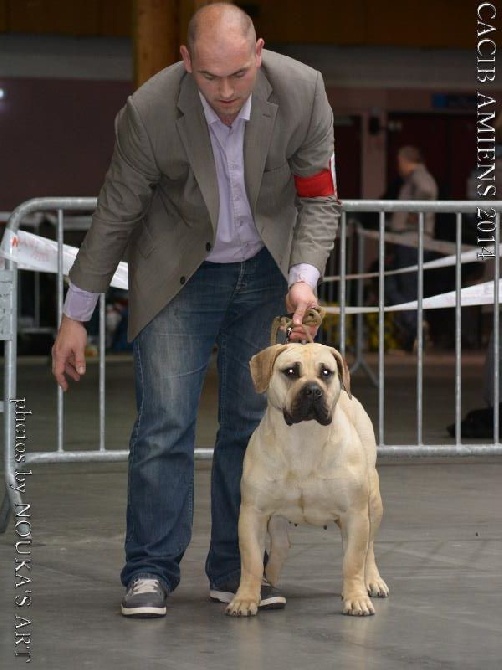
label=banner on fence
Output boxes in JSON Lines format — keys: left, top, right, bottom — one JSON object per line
{"left": 0, "top": 229, "right": 499, "bottom": 311}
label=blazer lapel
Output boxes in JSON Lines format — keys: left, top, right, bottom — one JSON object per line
{"left": 244, "top": 70, "right": 278, "bottom": 214}
{"left": 176, "top": 75, "right": 219, "bottom": 231}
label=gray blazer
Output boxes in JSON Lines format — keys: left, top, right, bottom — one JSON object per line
{"left": 70, "top": 50, "right": 339, "bottom": 340}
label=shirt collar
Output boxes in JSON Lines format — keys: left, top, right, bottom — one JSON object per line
{"left": 199, "top": 92, "right": 252, "bottom": 126}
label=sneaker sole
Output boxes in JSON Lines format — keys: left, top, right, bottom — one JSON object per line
{"left": 209, "top": 589, "right": 234, "bottom": 604}
{"left": 258, "top": 596, "right": 286, "bottom": 610}
{"left": 121, "top": 605, "right": 167, "bottom": 618}
{"left": 209, "top": 590, "right": 286, "bottom": 610}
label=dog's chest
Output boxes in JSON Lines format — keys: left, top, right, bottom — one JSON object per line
{"left": 270, "top": 473, "right": 346, "bottom": 526}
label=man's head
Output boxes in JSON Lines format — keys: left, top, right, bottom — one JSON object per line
{"left": 180, "top": 3, "right": 263, "bottom": 126}
{"left": 397, "top": 145, "right": 424, "bottom": 177}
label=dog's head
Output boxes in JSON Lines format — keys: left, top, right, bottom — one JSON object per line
{"left": 250, "top": 343, "right": 351, "bottom": 426}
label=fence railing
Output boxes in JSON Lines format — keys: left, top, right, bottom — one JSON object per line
{"left": 1, "top": 197, "right": 502, "bottom": 532}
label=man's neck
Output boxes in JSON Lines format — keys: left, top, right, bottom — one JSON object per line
{"left": 218, "top": 113, "right": 238, "bottom": 127}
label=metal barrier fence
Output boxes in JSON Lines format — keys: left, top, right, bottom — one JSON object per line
{"left": 1, "top": 197, "right": 502, "bottom": 532}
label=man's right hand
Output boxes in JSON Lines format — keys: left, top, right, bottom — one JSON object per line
{"left": 51, "top": 315, "right": 88, "bottom": 391}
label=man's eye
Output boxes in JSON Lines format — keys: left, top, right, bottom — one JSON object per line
{"left": 203, "top": 74, "right": 215, "bottom": 81}
{"left": 233, "top": 71, "right": 246, "bottom": 78}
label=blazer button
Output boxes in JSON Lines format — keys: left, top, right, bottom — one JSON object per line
{"left": 206, "top": 242, "right": 211, "bottom": 251}
{"left": 180, "top": 276, "right": 186, "bottom": 285}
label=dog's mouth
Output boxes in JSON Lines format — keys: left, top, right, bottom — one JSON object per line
{"left": 283, "top": 383, "right": 332, "bottom": 426}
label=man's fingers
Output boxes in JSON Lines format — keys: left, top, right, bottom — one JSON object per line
{"left": 51, "top": 317, "right": 88, "bottom": 390}
{"left": 64, "top": 361, "right": 82, "bottom": 382}
{"left": 286, "top": 282, "right": 321, "bottom": 340}
{"left": 51, "top": 345, "right": 86, "bottom": 390}
{"left": 55, "top": 376, "right": 68, "bottom": 392}
{"left": 74, "top": 356, "right": 86, "bottom": 376}
{"left": 292, "top": 300, "right": 311, "bottom": 326}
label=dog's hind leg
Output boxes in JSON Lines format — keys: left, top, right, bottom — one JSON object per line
{"left": 265, "top": 515, "right": 291, "bottom": 586}
{"left": 365, "top": 471, "right": 389, "bottom": 598}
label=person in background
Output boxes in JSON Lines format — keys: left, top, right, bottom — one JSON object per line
{"left": 385, "top": 145, "right": 438, "bottom": 352}
{"left": 51, "top": 3, "right": 339, "bottom": 618}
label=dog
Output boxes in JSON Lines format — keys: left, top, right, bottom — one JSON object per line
{"left": 226, "top": 342, "right": 389, "bottom": 617}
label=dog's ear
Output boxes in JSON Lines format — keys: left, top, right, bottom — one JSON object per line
{"left": 329, "top": 347, "right": 352, "bottom": 399}
{"left": 250, "top": 345, "right": 290, "bottom": 393}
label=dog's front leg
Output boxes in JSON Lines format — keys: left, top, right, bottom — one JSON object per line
{"left": 226, "top": 504, "right": 267, "bottom": 617}
{"left": 265, "top": 515, "right": 291, "bottom": 586}
{"left": 340, "top": 512, "right": 375, "bottom": 616}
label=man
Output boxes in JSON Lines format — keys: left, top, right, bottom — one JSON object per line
{"left": 385, "top": 145, "right": 438, "bottom": 351}
{"left": 52, "top": 3, "right": 339, "bottom": 618}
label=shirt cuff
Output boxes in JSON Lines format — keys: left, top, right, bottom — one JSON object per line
{"left": 63, "top": 282, "right": 100, "bottom": 322}
{"left": 288, "top": 263, "right": 320, "bottom": 290}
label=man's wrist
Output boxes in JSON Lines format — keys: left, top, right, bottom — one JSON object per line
{"left": 63, "top": 282, "right": 100, "bottom": 322}
{"left": 287, "top": 263, "right": 320, "bottom": 290}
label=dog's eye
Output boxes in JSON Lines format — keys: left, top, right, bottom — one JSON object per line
{"left": 282, "top": 364, "right": 300, "bottom": 379}
{"left": 320, "top": 366, "right": 334, "bottom": 379}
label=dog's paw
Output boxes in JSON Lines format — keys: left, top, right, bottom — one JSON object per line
{"left": 342, "top": 593, "right": 375, "bottom": 617}
{"left": 225, "top": 595, "right": 259, "bottom": 617}
{"left": 367, "top": 576, "right": 389, "bottom": 598}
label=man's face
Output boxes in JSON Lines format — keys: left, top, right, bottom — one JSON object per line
{"left": 397, "top": 153, "right": 409, "bottom": 177}
{"left": 181, "top": 36, "right": 263, "bottom": 125}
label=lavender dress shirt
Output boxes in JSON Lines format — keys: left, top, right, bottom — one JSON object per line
{"left": 64, "top": 94, "right": 319, "bottom": 323}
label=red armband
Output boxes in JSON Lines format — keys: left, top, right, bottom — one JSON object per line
{"left": 294, "top": 156, "right": 337, "bottom": 198}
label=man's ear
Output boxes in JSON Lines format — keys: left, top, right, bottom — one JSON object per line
{"left": 255, "top": 38, "right": 264, "bottom": 67}
{"left": 249, "top": 345, "right": 289, "bottom": 394}
{"left": 180, "top": 45, "right": 192, "bottom": 73}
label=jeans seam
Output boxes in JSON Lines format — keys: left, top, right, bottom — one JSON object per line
{"left": 127, "top": 338, "right": 144, "bottom": 544}
{"left": 217, "top": 333, "right": 228, "bottom": 431}
{"left": 216, "top": 259, "right": 245, "bottom": 427}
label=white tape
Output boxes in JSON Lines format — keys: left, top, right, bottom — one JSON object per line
{"left": 323, "top": 279, "right": 501, "bottom": 314}
{"left": 0, "top": 229, "right": 128, "bottom": 289}
{"left": 0, "top": 229, "right": 498, "bottom": 311}
{"left": 323, "top": 245, "right": 494, "bottom": 283}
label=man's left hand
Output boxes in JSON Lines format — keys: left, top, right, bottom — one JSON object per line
{"left": 286, "top": 282, "right": 319, "bottom": 342}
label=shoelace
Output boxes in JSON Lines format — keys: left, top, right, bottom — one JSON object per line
{"left": 130, "top": 578, "right": 160, "bottom": 595}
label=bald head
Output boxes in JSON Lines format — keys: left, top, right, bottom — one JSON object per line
{"left": 180, "top": 2, "right": 263, "bottom": 126}
{"left": 187, "top": 3, "right": 256, "bottom": 56}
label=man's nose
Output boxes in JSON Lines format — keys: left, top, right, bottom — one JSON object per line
{"left": 219, "top": 78, "right": 233, "bottom": 99}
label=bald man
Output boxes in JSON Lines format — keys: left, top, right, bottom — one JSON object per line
{"left": 52, "top": 2, "right": 339, "bottom": 617}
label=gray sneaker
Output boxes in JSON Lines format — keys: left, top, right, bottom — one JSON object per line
{"left": 121, "top": 576, "right": 168, "bottom": 618}
{"left": 210, "top": 578, "right": 286, "bottom": 610}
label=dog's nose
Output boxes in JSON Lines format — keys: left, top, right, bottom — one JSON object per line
{"left": 304, "top": 383, "right": 323, "bottom": 399}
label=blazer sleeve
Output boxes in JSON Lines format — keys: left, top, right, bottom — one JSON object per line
{"left": 69, "top": 98, "right": 161, "bottom": 293}
{"left": 287, "top": 72, "right": 341, "bottom": 276}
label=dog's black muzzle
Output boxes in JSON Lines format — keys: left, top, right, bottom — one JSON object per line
{"left": 283, "top": 382, "right": 332, "bottom": 426}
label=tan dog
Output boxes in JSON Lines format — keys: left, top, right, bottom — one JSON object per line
{"left": 226, "top": 343, "right": 389, "bottom": 617}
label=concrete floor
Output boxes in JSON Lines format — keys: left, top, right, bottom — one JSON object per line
{"left": 1, "top": 352, "right": 501, "bottom": 669}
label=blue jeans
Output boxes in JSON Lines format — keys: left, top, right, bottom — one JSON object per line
{"left": 120, "top": 248, "right": 287, "bottom": 592}
{"left": 384, "top": 243, "right": 433, "bottom": 348}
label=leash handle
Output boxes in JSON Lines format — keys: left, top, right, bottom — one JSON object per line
{"left": 270, "top": 306, "right": 325, "bottom": 346}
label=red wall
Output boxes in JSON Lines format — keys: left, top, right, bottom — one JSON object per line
{"left": 0, "top": 77, "right": 133, "bottom": 211}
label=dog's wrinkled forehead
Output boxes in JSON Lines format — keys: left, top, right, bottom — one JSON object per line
{"left": 249, "top": 342, "right": 351, "bottom": 397}
{"left": 275, "top": 344, "right": 337, "bottom": 376}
